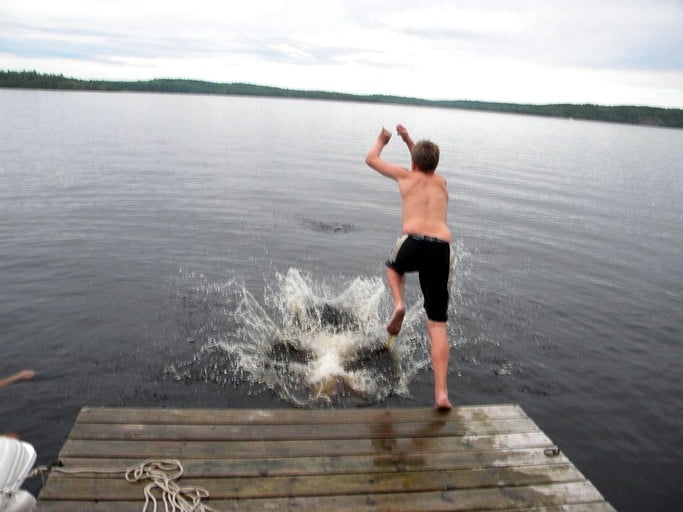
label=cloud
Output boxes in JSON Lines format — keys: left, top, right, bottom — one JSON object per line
{"left": 381, "top": 1, "right": 683, "bottom": 71}
{"left": 1, "top": 0, "right": 682, "bottom": 106}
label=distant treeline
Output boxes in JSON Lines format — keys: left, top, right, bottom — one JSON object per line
{"left": 2, "top": 70, "right": 682, "bottom": 129}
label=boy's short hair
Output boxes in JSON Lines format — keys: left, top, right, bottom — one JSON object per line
{"left": 411, "top": 140, "right": 440, "bottom": 172}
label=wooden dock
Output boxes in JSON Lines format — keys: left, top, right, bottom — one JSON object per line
{"left": 38, "top": 405, "right": 615, "bottom": 511}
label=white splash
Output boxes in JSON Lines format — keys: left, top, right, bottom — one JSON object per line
{"left": 170, "top": 268, "right": 430, "bottom": 407}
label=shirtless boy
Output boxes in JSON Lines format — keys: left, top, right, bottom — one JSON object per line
{"left": 365, "top": 125, "right": 453, "bottom": 411}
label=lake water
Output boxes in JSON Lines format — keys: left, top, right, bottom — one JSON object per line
{"left": 1, "top": 89, "right": 681, "bottom": 510}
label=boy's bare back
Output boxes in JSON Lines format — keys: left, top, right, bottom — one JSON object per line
{"left": 398, "top": 170, "right": 451, "bottom": 242}
{"left": 365, "top": 126, "right": 451, "bottom": 242}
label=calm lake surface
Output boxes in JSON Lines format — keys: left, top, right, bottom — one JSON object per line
{"left": 1, "top": 89, "right": 681, "bottom": 510}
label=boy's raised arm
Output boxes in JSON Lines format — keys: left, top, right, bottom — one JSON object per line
{"left": 397, "top": 124, "right": 414, "bottom": 152}
{"left": 365, "top": 127, "right": 409, "bottom": 181}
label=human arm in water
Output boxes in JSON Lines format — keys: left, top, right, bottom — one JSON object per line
{"left": 365, "top": 127, "right": 411, "bottom": 181}
{"left": 0, "top": 369, "right": 35, "bottom": 388}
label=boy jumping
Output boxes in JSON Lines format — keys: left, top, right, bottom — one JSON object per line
{"left": 365, "top": 125, "right": 453, "bottom": 411}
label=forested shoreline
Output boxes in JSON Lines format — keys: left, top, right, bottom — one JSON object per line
{"left": 2, "top": 70, "right": 681, "bottom": 128}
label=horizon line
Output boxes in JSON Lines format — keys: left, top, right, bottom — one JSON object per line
{"left": 3, "top": 69, "right": 681, "bottom": 111}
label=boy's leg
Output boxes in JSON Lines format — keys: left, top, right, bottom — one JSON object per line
{"left": 386, "top": 267, "right": 406, "bottom": 335}
{"left": 426, "top": 320, "right": 452, "bottom": 411}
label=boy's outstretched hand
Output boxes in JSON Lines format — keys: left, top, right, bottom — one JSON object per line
{"left": 378, "top": 127, "right": 392, "bottom": 144}
{"left": 396, "top": 124, "right": 414, "bottom": 150}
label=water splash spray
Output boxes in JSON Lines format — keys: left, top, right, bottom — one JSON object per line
{"left": 169, "top": 268, "right": 430, "bottom": 407}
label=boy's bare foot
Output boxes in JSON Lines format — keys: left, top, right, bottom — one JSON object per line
{"left": 435, "top": 392, "right": 452, "bottom": 412}
{"left": 386, "top": 306, "right": 405, "bottom": 336}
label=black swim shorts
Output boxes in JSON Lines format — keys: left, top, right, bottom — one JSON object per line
{"left": 385, "top": 234, "right": 453, "bottom": 322}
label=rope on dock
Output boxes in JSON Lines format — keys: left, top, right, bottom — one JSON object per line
{"left": 125, "top": 459, "right": 217, "bottom": 512}
{"left": 29, "top": 459, "right": 217, "bottom": 512}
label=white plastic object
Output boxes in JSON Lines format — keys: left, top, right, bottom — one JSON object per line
{"left": 0, "top": 437, "right": 37, "bottom": 512}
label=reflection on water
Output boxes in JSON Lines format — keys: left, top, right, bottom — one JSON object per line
{"left": 168, "top": 269, "right": 431, "bottom": 406}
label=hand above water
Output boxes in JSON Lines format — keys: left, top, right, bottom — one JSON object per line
{"left": 396, "top": 124, "right": 414, "bottom": 150}
{"left": 377, "top": 127, "right": 392, "bottom": 145}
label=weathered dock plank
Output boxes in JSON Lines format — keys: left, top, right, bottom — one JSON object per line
{"left": 74, "top": 404, "right": 526, "bottom": 425}
{"left": 41, "top": 464, "right": 586, "bottom": 500}
{"left": 36, "top": 501, "right": 617, "bottom": 512}
{"left": 56, "top": 431, "right": 555, "bottom": 459}
{"left": 55, "top": 448, "right": 574, "bottom": 478}
{"left": 38, "top": 406, "right": 616, "bottom": 511}
{"left": 68, "top": 417, "right": 540, "bottom": 441}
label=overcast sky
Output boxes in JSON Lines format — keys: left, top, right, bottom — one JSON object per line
{"left": 1, "top": 0, "right": 682, "bottom": 107}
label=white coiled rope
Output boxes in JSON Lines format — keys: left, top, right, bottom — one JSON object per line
{"left": 25, "top": 459, "right": 217, "bottom": 512}
{"left": 124, "top": 459, "right": 217, "bottom": 512}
